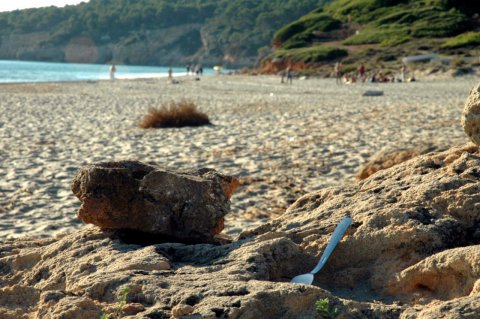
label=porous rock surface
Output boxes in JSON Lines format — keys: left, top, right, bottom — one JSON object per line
{"left": 1, "top": 145, "right": 480, "bottom": 318}
{"left": 356, "top": 144, "right": 446, "bottom": 180}
{"left": 462, "top": 82, "right": 480, "bottom": 146}
{"left": 71, "top": 161, "right": 239, "bottom": 243}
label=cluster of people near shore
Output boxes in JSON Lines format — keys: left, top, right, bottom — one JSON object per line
{"left": 277, "top": 62, "right": 415, "bottom": 86}
{"left": 186, "top": 64, "right": 203, "bottom": 76}
{"left": 108, "top": 63, "right": 205, "bottom": 83}
{"left": 334, "top": 62, "right": 415, "bottom": 85}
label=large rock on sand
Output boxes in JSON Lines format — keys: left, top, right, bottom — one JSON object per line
{"left": 71, "top": 161, "right": 239, "bottom": 243}
{"left": 1, "top": 145, "right": 479, "bottom": 318}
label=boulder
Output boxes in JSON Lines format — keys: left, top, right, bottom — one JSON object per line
{"left": 1, "top": 145, "right": 479, "bottom": 318}
{"left": 356, "top": 144, "right": 446, "bottom": 180}
{"left": 462, "top": 82, "right": 480, "bottom": 146}
{"left": 71, "top": 161, "right": 239, "bottom": 243}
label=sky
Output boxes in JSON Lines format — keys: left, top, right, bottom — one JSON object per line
{"left": 0, "top": 0, "right": 88, "bottom": 12}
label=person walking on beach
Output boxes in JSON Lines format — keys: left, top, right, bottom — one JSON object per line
{"left": 286, "top": 67, "right": 293, "bottom": 85}
{"left": 194, "top": 65, "right": 201, "bottom": 76}
{"left": 400, "top": 64, "right": 407, "bottom": 82}
{"left": 334, "top": 62, "right": 343, "bottom": 85}
{"left": 358, "top": 63, "right": 366, "bottom": 82}
{"left": 280, "top": 69, "right": 286, "bottom": 83}
{"left": 109, "top": 63, "right": 116, "bottom": 81}
{"left": 168, "top": 67, "right": 173, "bottom": 80}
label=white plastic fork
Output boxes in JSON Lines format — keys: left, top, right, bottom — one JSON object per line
{"left": 290, "top": 217, "right": 352, "bottom": 285}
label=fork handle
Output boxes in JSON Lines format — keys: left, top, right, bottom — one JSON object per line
{"left": 311, "top": 217, "right": 352, "bottom": 274}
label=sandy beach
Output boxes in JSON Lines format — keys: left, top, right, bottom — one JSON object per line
{"left": 0, "top": 75, "right": 476, "bottom": 240}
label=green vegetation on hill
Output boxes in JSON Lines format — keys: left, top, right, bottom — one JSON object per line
{"left": 442, "top": 32, "right": 480, "bottom": 49}
{"left": 0, "top": 0, "right": 331, "bottom": 66}
{"left": 336, "top": 3, "right": 467, "bottom": 45}
{"left": 272, "top": 46, "right": 347, "bottom": 63}
{"left": 267, "top": 0, "right": 480, "bottom": 70}
{"left": 274, "top": 11, "right": 341, "bottom": 49}
{"left": 203, "top": 0, "right": 332, "bottom": 57}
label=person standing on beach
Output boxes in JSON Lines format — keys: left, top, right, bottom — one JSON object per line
{"left": 401, "top": 64, "right": 407, "bottom": 82}
{"left": 280, "top": 69, "right": 286, "bottom": 83}
{"left": 334, "top": 62, "right": 343, "bottom": 85}
{"left": 109, "top": 63, "right": 116, "bottom": 81}
{"left": 286, "top": 67, "right": 293, "bottom": 85}
{"left": 358, "top": 63, "right": 366, "bottom": 82}
{"left": 168, "top": 67, "right": 173, "bottom": 80}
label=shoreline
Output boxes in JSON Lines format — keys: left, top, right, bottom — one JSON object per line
{"left": 0, "top": 69, "right": 475, "bottom": 86}
{"left": 0, "top": 59, "right": 226, "bottom": 84}
{"left": 0, "top": 72, "right": 196, "bottom": 85}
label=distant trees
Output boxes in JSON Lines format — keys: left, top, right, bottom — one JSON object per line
{"left": 203, "top": 0, "right": 331, "bottom": 58}
{"left": 0, "top": 0, "right": 330, "bottom": 63}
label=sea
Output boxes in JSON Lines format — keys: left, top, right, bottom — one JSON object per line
{"left": 0, "top": 60, "right": 222, "bottom": 83}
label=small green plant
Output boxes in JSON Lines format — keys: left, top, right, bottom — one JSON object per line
{"left": 315, "top": 298, "right": 340, "bottom": 318}
{"left": 115, "top": 285, "right": 129, "bottom": 317}
{"left": 99, "top": 285, "right": 129, "bottom": 319}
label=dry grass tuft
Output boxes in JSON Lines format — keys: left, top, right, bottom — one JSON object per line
{"left": 139, "top": 100, "right": 211, "bottom": 128}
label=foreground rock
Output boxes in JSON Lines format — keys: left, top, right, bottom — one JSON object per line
{"left": 71, "top": 161, "right": 239, "bottom": 243}
{"left": 1, "top": 145, "right": 479, "bottom": 318}
{"left": 462, "top": 82, "right": 480, "bottom": 145}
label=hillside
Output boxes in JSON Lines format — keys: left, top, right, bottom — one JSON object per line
{"left": 0, "top": 0, "right": 330, "bottom": 67}
{"left": 262, "top": 0, "right": 480, "bottom": 75}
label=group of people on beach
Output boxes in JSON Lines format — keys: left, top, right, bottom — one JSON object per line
{"left": 335, "top": 62, "right": 414, "bottom": 85}
{"left": 108, "top": 63, "right": 203, "bottom": 83}
{"left": 277, "top": 62, "right": 414, "bottom": 86}
{"left": 186, "top": 64, "right": 203, "bottom": 76}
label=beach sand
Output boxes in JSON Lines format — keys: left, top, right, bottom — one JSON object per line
{"left": 0, "top": 75, "right": 475, "bottom": 239}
